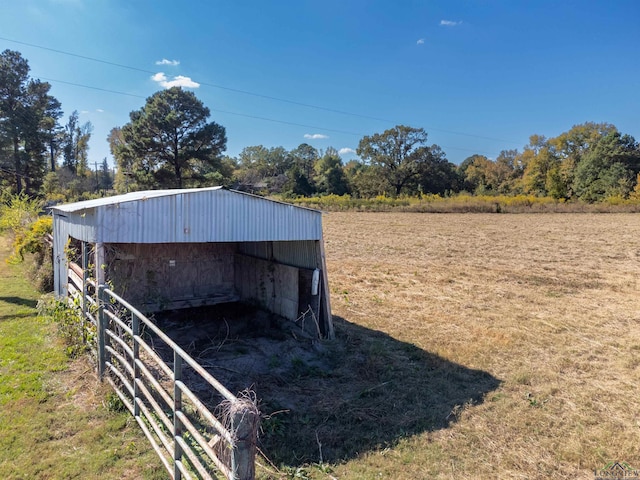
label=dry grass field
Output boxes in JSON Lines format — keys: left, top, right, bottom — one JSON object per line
{"left": 318, "top": 212, "right": 640, "bottom": 479}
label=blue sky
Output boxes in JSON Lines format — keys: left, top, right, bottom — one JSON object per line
{"left": 1, "top": 0, "right": 638, "bottom": 168}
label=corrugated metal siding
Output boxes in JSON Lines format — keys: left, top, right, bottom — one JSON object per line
{"left": 52, "top": 187, "right": 222, "bottom": 213}
{"left": 238, "top": 241, "right": 319, "bottom": 270}
{"left": 52, "top": 188, "right": 323, "bottom": 243}
{"left": 238, "top": 242, "right": 272, "bottom": 260}
{"left": 273, "top": 241, "right": 319, "bottom": 269}
{"left": 53, "top": 212, "right": 67, "bottom": 296}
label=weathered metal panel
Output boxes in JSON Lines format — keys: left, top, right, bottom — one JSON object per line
{"left": 54, "top": 209, "right": 99, "bottom": 243}
{"left": 53, "top": 209, "right": 99, "bottom": 297}
{"left": 52, "top": 187, "right": 209, "bottom": 213}
{"left": 52, "top": 187, "right": 323, "bottom": 244}
{"left": 238, "top": 241, "right": 319, "bottom": 270}
{"left": 53, "top": 212, "right": 68, "bottom": 296}
{"left": 272, "top": 241, "right": 319, "bottom": 270}
{"left": 238, "top": 242, "right": 271, "bottom": 260}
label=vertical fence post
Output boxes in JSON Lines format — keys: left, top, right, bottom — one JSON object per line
{"left": 231, "top": 403, "right": 259, "bottom": 480}
{"left": 132, "top": 310, "right": 140, "bottom": 417}
{"left": 81, "top": 242, "right": 89, "bottom": 343}
{"left": 96, "top": 285, "right": 106, "bottom": 379}
{"left": 174, "top": 351, "right": 183, "bottom": 480}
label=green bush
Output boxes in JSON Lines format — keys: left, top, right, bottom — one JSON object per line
{"left": 0, "top": 193, "right": 42, "bottom": 236}
{"left": 37, "top": 295, "right": 88, "bottom": 358}
{"left": 8, "top": 216, "right": 54, "bottom": 292}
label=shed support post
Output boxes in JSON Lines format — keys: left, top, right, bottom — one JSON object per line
{"left": 316, "top": 237, "right": 334, "bottom": 339}
{"left": 95, "top": 242, "right": 105, "bottom": 287}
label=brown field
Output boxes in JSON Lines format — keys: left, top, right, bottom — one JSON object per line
{"left": 316, "top": 212, "right": 640, "bottom": 479}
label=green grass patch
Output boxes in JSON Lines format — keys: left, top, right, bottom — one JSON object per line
{"left": 0, "top": 236, "right": 165, "bottom": 479}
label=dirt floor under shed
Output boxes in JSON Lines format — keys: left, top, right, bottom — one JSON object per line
{"left": 150, "top": 303, "right": 334, "bottom": 411}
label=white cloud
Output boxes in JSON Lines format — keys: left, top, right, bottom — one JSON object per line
{"left": 151, "top": 72, "right": 200, "bottom": 89}
{"left": 156, "top": 58, "right": 180, "bottom": 66}
{"left": 338, "top": 148, "right": 356, "bottom": 156}
{"left": 96, "top": 108, "right": 104, "bottom": 113}
{"left": 151, "top": 72, "right": 166, "bottom": 82}
{"left": 304, "top": 133, "right": 329, "bottom": 140}
{"left": 80, "top": 110, "right": 89, "bottom": 114}
{"left": 440, "top": 20, "right": 462, "bottom": 26}
{"left": 417, "top": 38, "right": 425, "bottom": 45}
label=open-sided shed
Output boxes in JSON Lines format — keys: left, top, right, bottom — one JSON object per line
{"left": 52, "top": 187, "right": 333, "bottom": 338}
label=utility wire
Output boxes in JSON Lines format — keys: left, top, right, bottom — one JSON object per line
{"left": 39, "top": 77, "right": 146, "bottom": 99}
{"left": 40, "top": 76, "right": 494, "bottom": 155}
{"left": 1, "top": 36, "right": 520, "bottom": 145}
{"left": 0, "top": 166, "right": 40, "bottom": 182}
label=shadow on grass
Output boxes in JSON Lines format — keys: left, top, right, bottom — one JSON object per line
{"left": 256, "top": 315, "right": 501, "bottom": 465}
{"left": 151, "top": 308, "right": 501, "bottom": 466}
{"left": 0, "top": 312, "right": 37, "bottom": 321}
{"left": 0, "top": 296, "right": 38, "bottom": 309}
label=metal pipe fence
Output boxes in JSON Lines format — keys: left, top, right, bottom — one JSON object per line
{"left": 67, "top": 264, "right": 259, "bottom": 480}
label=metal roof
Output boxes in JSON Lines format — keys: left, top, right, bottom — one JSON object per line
{"left": 51, "top": 187, "right": 323, "bottom": 243}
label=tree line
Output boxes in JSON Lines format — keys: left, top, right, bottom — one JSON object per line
{"left": 0, "top": 50, "right": 114, "bottom": 202}
{"left": 3, "top": 49, "right": 640, "bottom": 204}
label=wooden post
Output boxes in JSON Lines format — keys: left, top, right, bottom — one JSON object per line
{"left": 231, "top": 402, "right": 259, "bottom": 480}
{"left": 173, "top": 351, "right": 183, "bottom": 480}
{"left": 97, "top": 285, "right": 106, "bottom": 379}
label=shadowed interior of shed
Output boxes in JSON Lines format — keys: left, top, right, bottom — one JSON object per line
{"left": 104, "top": 241, "right": 326, "bottom": 338}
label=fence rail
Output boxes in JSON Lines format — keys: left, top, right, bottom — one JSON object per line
{"left": 68, "top": 263, "right": 259, "bottom": 480}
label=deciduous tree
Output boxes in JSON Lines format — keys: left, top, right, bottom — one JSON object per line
{"left": 521, "top": 136, "right": 560, "bottom": 196}
{"left": 573, "top": 131, "right": 640, "bottom": 202}
{"left": 314, "top": 148, "right": 349, "bottom": 195}
{"left": 356, "top": 125, "right": 444, "bottom": 196}
{"left": 547, "top": 122, "right": 617, "bottom": 198}
{"left": 417, "top": 145, "right": 460, "bottom": 195}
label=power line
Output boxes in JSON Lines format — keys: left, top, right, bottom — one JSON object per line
{"left": 0, "top": 35, "right": 520, "bottom": 145}
{"left": 39, "top": 76, "right": 363, "bottom": 135}
{"left": 212, "top": 109, "right": 366, "bottom": 137}
{"left": 0, "top": 166, "right": 40, "bottom": 182}
{"left": 40, "top": 76, "right": 494, "bottom": 155}
{"left": 39, "top": 77, "right": 145, "bottom": 99}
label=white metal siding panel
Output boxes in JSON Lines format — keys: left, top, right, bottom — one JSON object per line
{"left": 52, "top": 187, "right": 223, "bottom": 213}
{"left": 52, "top": 210, "right": 98, "bottom": 243}
{"left": 53, "top": 212, "right": 68, "bottom": 296}
{"left": 53, "top": 188, "right": 323, "bottom": 244}
{"left": 98, "top": 189, "right": 322, "bottom": 243}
